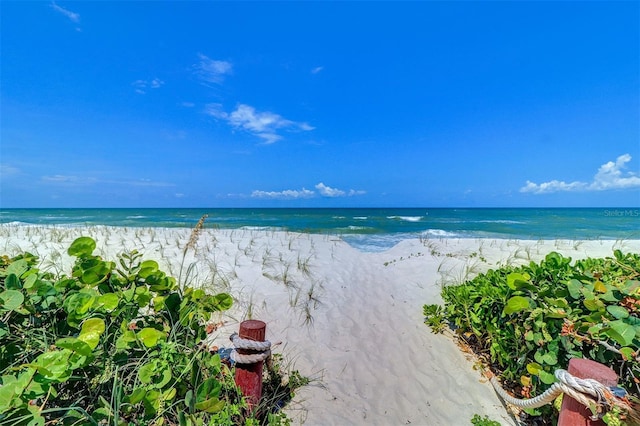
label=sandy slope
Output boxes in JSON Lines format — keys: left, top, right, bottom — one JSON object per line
{"left": 2, "top": 224, "right": 638, "bottom": 425}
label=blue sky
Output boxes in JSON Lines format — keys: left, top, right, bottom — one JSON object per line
{"left": 1, "top": 1, "right": 639, "bottom": 208}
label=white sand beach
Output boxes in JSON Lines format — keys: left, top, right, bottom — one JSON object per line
{"left": 2, "top": 224, "right": 638, "bottom": 425}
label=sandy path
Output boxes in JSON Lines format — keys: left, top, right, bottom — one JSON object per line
{"left": 3, "top": 225, "right": 638, "bottom": 425}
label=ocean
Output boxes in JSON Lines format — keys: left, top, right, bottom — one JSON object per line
{"left": 1, "top": 208, "right": 638, "bottom": 252}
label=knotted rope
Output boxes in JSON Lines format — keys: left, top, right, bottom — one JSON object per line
{"left": 229, "top": 333, "right": 272, "bottom": 364}
{"left": 489, "top": 369, "right": 631, "bottom": 420}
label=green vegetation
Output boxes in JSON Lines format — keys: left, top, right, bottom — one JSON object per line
{"left": 470, "top": 414, "right": 501, "bottom": 426}
{"left": 424, "top": 250, "right": 640, "bottom": 424}
{"left": 0, "top": 235, "right": 305, "bottom": 425}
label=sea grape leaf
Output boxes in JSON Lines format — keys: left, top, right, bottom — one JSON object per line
{"left": 143, "top": 389, "right": 161, "bottom": 415}
{"left": 607, "top": 305, "right": 629, "bottom": 319}
{"left": 26, "top": 413, "right": 45, "bottom": 426}
{"left": 196, "top": 378, "right": 222, "bottom": 403}
{"left": 507, "top": 273, "right": 531, "bottom": 290}
{"left": 97, "top": 293, "right": 119, "bottom": 311}
{"left": 163, "top": 387, "right": 177, "bottom": 401}
{"left": 0, "top": 289, "right": 24, "bottom": 311}
{"left": 152, "top": 295, "right": 166, "bottom": 312}
{"left": 138, "top": 362, "right": 157, "bottom": 384}
{"left": 56, "top": 337, "right": 93, "bottom": 357}
{"left": 139, "top": 260, "right": 159, "bottom": 278}
{"left": 6, "top": 259, "right": 28, "bottom": 278}
{"left": 127, "top": 388, "right": 146, "bottom": 404}
{"left": 619, "top": 347, "right": 635, "bottom": 361}
{"left": 0, "top": 380, "right": 17, "bottom": 411}
{"left": 583, "top": 298, "right": 604, "bottom": 312}
{"left": 137, "top": 327, "right": 166, "bottom": 347}
{"left": 33, "top": 350, "right": 71, "bottom": 380}
{"left": 194, "top": 397, "right": 225, "bottom": 413}
{"left": 526, "top": 362, "right": 542, "bottom": 375}
{"left": 504, "top": 296, "right": 530, "bottom": 315}
{"left": 593, "top": 280, "right": 607, "bottom": 293}
{"left": 538, "top": 369, "right": 556, "bottom": 385}
{"left": 138, "top": 361, "right": 171, "bottom": 388}
{"left": 526, "top": 362, "right": 555, "bottom": 384}
{"left": 605, "top": 320, "right": 636, "bottom": 347}
{"left": 543, "top": 351, "right": 558, "bottom": 366}
{"left": 206, "top": 293, "right": 233, "bottom": 312}
{"left": 621, "top": 280, "right": 639, "bottom": 295}
{"left": 4, "top": 274, "right": 21, "bottom": 290}
{"left": 566, "top": 279, "right": 582, "bottom": 300}
{"left": 600, "top": 291, "right": 621, "bottom": 303}
{"left": 24, "top": 274, "right": 38, "bottom": 289}
{"left": 79, "top": 317, "right": 106, "bottom": 349}
{"left": 68, "top": 237, "right": 96, "bottom": 258}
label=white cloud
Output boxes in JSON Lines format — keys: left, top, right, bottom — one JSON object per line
{"left": 251, "top": 188, "right": 315, "bottom": 200}
{"left": 42, "top": 175, "right": 174, "bottom": 187}
{"left": 315, "top": 182, "right": 345, "bottom": 197}
{"left": 51, "top": 1, "right": 80, "bottom": 23}
{"left": 42, "top": 174, "right": 85, "bottom": 183}
{"left": 521, "top": 154, "right": 640, "bottom": 194}
{"left": 251, "top": 183, "right": 365, "bottom": 200}
{"left": 316, "top": 183, "right": 366, "bottom": 197}
{"left": 311, "top": 66, "right": 324, "bottom": 74}
{"left": 150, "top": 78, "right": 163, "bottom": 88}
{"left": 195, "top": 54, "right": 232, "bottom": 84}
{"left": 132, "top": 78, "right": 165, "bottom": 94}
{"left": 205, "top": 103, "right": 314, "bottom": 144}
{"left": 0, "top": 164, "right": 21, "bottom": 178}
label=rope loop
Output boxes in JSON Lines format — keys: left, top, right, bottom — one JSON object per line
{"left": 490, "top": 368, "right": 624, "bottom": 418}
{"left": 229, "top": 333, "right": 272, "bottom": 365}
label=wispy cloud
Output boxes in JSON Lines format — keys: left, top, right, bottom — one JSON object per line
{"left": 194, "top": 54, "right": 232, "bottom": 85}
{"left": 205, "top": 103, "right": 314, "bottom": 144}
{"left": 521, "top": 154, "right": 640, "bottom": 194}
{"left": 315, "top": 182, "right": 365, "bottom": 197}
{"left": 42, "top": 175, "right": 174, "bottom": 187}
{"left": 311, "top": 66, "right": 324, "bottom": 74}
{"left": 132, "top": 78, "right": 165, "bottom": 94}
{"left": 0, "top": 164, "right": 21, "bottom": 178}
{"left": 252, "top": 183, "right": 365, "bottom": 199}
{"left": 51, "top": 1, "right": 80, "bottom": 23}
{"left": 251, "top": 188, "right": 315, "bottom": 200}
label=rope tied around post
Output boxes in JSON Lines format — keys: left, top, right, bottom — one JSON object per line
{"left": 230, "top": 332, "right": 272, "bottom": 364}
{"left": 489, "top": 368, "right": 633, "bottom": 420}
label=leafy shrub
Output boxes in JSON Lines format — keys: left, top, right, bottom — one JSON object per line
{"left": 470, "top": 414, "right": 501, "bottom": 426}
{"left": 0, "top": 236, "right": 298, "bottom": 425}
{"left": 424, "top": 250, "right": 640, "bottom": 423}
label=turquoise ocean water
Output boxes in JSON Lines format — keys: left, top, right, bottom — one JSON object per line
{"left": 1, "top": 208, "right": 639, "bottom": 252}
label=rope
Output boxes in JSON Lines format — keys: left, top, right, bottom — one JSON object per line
{"left": 229, "top": 333, "right": 271, "bottom": 364}
{"left": 489, "top": 369, "right": 618, "bottom": 419}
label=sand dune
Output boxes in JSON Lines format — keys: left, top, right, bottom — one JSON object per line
{"left": 2, "top": 224, "right": 638, "bottom": 425}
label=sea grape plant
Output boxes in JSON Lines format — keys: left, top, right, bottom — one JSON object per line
{"left": 424, "top": 250, "right": 640, "bottom": 422}
{"left": 0, "top": 236, "right": 239, "bottom": 425}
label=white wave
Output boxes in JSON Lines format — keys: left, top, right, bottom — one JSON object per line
{"left": 239, "top": 226, "right": 285, "bottom": 231}
{"left": 421, "top": 229, "right": 460, "bottom": 238}
{"left": 353, "top": 216, "right": 368, "bottom": 220}
{"left": 475, "top": 220, "right": 525, "bottom": 224}
{"left": 387, "top": 215, "right": 423, "bottom": 222}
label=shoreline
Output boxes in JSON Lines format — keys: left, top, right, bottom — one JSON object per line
{"left": 2, "top": 225, "right": 638, "bottom": 425}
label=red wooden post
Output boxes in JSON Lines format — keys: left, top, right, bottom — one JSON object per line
{"left": 558, "top": 358, "right": 618, "bottom": 426}
{"left": 234, "top": 320, "right": 266, "bottom": 410}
